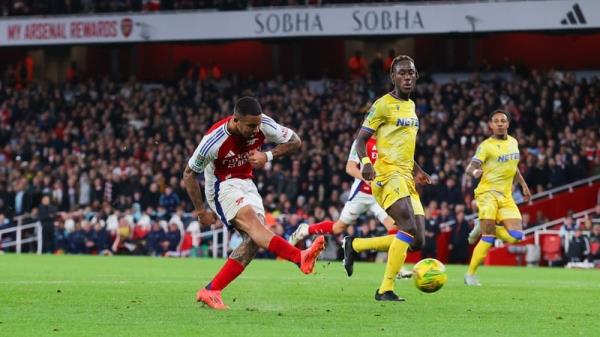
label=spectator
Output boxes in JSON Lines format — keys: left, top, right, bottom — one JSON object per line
{"left": 163, "top": 221, "right": 182, "bottom": 255}
{"left": 37, "top": 195, "right": 57, "bottom": 253}
{"left": 421, "top": 208, "right": 440, "bottom": 259}
{"left": 535, "top": 210, "right": 550, "bottom": 227}
{"left": 67, "top": 222, "right": 86, "bottom": 254}
{"left": 11, "top": 178, "right": 32, "bottom": 216}
{"left": 521, "top": 212, "right": 532, "bottom": 230}
{"left": 347, "top": 51, "right": 368, "bottom": 80}
{"left": 440, "top": 176, "right": 462, "bottom": 206}
{"left": 146, "top": 222, "right": 166, "bottom": 256}
{"left": 589, "top": 224, "right": 600, "bottom": 261}
{"left": 112, "top": 216, "right": 134, "bottom": 254}
{"left": 54, "top": 221, "right": 69, "bottom": 254}
{"left": 159, "top": 187, "right": 180, "bottom": 214}
{"left": 369, "top": 52, "right": 385, "bottom": 81}
{"left": 448, "top": 210, "right": 470, "bottom": 264}
{"left": 81, "top": 221, "right": 96, "bottom": 254}
{"left": 384, "top": 49, "right": 395, "bottom": 73}
{"left": 559, "top": 216, "right": 577, "bottom": 241}
{"left": 566, "top": 228, "right": 590, "bottom": 262}
{"left": 93, "top": 222, "right": 112, "bottom": 255}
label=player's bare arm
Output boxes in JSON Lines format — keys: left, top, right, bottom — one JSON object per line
{"left": 182, "top": 166, "right": 213, "bottom": 226}
{"left": 514, "top": 169, "right": 531, "bottom": 202}
{"left": 345, "top": 160, "right": 365, "bottom": 182}
{"left": 355, "top": 129, "right": 375, "bottom": 181}
{"left": 465, "top": 160, "right": 483, "bottom": 179}
{"left": 248, "top": 132, "right": 301, "bottom": 169}
{"left": 413, "top": 162, "right": 432, "bottom": 185}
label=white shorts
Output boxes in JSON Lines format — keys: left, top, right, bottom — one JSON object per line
{"left": 339, "top": 191, "right": 388, "bottom": 225}
{"left": 206, "top": 178, "right": 265, "bottom": 229}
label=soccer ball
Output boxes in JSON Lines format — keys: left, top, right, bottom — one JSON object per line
{"left": 412, "top": 258, "right": 448, "bottom": 293}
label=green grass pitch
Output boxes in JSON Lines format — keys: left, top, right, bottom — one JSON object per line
{"left": 1, "top": 254, "right": 599, "bottom": 337}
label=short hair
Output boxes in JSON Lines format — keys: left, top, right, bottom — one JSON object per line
{"left": 390, "top": 55, "right": 416, "bottom": 76}
{"left": 234, "top": 96, "right": 262, "bottom": 116}
{"left": 488, "top": 109, "right": 511, "bottom": 122}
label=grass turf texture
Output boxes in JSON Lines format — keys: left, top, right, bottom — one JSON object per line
{"left": 1, "top": 255, "right": 599, "bottom": 337}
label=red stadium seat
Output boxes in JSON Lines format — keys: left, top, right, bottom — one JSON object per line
{"left": 591, "top": 242, "right": 600, "bottom": 256}
{"left": 541, "top": 235, "right": 562, "bottom": 266}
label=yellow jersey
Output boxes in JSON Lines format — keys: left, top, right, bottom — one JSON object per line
{"left": 361, "top": 93, "right": 418, "bottom": 181}
{"left": 473, "top": 135, "right": 520, "bottom": 197}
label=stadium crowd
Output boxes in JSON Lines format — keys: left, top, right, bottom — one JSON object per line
{"left": 0, "top": 57, "right": 598, "bottom": 261}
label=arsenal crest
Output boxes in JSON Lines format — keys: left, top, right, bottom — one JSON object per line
{"left": 121, "top": 18, "right": 133, "bottom": 37}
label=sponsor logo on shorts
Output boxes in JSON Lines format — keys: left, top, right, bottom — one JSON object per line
{"left": 235, "top": 197, "right": 245, "bottom": 205}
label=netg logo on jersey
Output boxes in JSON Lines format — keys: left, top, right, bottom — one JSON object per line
{"left": 497, "top": 153, "right": 519, "bottom": 162}
{"left": 396, "top": 117, "right": 419, "bottom": 127}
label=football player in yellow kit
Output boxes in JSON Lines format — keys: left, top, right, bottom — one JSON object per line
{"left": 464, "top": 110, "right": 531, "bottom": 286}
{"left": 351, "top": 55, "right": 431, "bottom": 301}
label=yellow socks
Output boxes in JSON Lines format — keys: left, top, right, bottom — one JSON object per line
{"left": 352, "top": 235, "right": 394, "bottom": 253}
{"left": 378, "top": 231, "right": 413, "bottom": 294}
{"left": 466, "top": 235, "right": 495, "bottom": 275}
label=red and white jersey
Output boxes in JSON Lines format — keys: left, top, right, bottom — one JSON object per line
{"left": 188, "top": 114, "right": 294, "bottom": 191}
{"left": 347, "top": 137, "right": 377, "bottom": 198}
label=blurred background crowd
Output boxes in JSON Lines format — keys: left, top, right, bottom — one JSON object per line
{"left": 1, "top": 51, "right": 599, "bottom": 262}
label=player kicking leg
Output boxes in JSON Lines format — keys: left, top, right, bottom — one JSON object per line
{"left": 288, "top": 194, "right": 395, "bottom": 246}
{"left": 196, "top": 204, "right": 325, "bottom": 309}
{"left": 342, "top": 186, "right": 427, "bottom": 278}
{"left": 184, "top": 97, "right": 326, "bottom": 309}
{"left": 289, "top": 136, "right": 395, "bottom": 247}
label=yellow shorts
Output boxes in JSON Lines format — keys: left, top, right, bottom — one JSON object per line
{"left": 475, "top": 191, "right": 521, "bottom": 222}
{"left": 371, "top": 174, "right": 424, "bottom": 216}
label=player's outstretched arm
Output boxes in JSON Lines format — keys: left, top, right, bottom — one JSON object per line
{"left": 355, "top": 129, "right": 375, "bottom": 181}
{"left": 183, "top": 166, "right": 213, "bottom": 226}
{"left": 465, "top": 160, "right": 483, "bottom": 179}
{"left": 345, "top": 160, "right": 365, "bottom": 181}
{"left": 514, "top": 169, "right": 531, "bottom": 202}
{"left": 271, "top": 132, "right": 301, "bottom": 159}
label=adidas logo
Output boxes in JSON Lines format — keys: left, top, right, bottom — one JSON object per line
{"left": 561, "top": 3, "right": 587, "bottom": 25}
{"left": 225, "top": 150, "right": 235, "bottom": 158}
